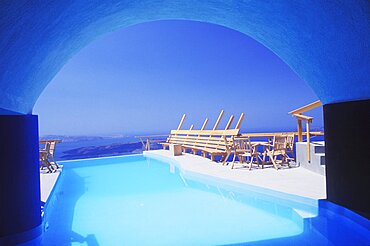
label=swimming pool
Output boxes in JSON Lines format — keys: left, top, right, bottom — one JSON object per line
{"left": 35, "top": 155, "right": 369, "bottom": 245}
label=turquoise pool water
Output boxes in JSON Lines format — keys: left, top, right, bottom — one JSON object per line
{"left": 37, "top": 155, "right": 369, "bottom": 245}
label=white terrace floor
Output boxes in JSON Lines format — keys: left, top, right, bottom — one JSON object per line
{"left": 40, "top": 150, "right": 326, "bottom": 204}
{"left": 40, "top": 169, "right": 60, "bottom": 203}
{"left": 144, "top": 150, "right": 326, "bottom": 200}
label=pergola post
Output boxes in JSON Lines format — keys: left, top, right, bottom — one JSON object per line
{"left": 306, "top": 120, "right": 311, "bottom": 162}
{"left": 297, "top": 119, "right": 303, "bottom": 142}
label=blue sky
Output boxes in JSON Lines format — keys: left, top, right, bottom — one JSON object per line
{"left": 34, "top": 20, "right": 322, "bottom": 136}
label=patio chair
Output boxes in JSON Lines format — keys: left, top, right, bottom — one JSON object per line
{"left": 47, "top": 140, "right": 60, "bottom": 169}
{"left": 263, "top": 135, "right": 291, "bottom": 170}
{"left": 230, "top": 137, "right": 262, "bottom": 170}
{"left": 285, "top": 134, "right": 295, "bottom": 161}
{"left": 40, "top": 142, "right": 54, "bottom": 173}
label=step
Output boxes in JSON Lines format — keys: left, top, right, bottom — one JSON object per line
{"left": 313, "top": 144, "right": 325, "bottom": 154}
{"left": 314, "top": 153, "right": 325, "bottom": 166}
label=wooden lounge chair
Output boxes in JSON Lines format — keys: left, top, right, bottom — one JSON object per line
{"left": 164, "top": 129, "right": 239, "bottom": 164}
{"left": 162, "top": 111, "right": 225, "bottom": 151}
{"left": 263, "top": 135, "right": 292, "bottom": 170}
{"left": 185, "top": 118, "right": 209, "bottom": 154}
{"left": 161, "top": 111, "right": 224, "bottom": 151}
{"left": 160, "top": 111, "right": 244, "bottom": 163}
{"left": 202, "top": 113, "right": 233, "bottom": 159}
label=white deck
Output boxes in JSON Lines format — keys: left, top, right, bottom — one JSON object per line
{"left": 40, "top": 169, "right": 61, "bottom": 203}
{"left": 144, "top": 150, "right": 326, "bottom": 200}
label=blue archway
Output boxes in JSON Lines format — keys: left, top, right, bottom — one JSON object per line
{"left": 0, "top": 0, "right": 369, "bottom": 114}
{"left": 0, "top": 1, "right": 369, "bottom": 244}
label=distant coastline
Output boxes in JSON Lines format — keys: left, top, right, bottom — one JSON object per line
{"left": 41, "top": 128, "right": 324, "bottom": 162}
{"left": 60, "top": 142, "right": 152, "bottom": 160}
{"left": 40, "top": 135, "right": 163, "bottom": 161}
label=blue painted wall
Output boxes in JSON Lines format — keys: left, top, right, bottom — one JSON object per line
{"left": 0, "top": 0, "right": 369, "bottom": 114}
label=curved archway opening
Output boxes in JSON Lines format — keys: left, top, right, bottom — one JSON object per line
{"left": 34, "top": 20, "right": 323, "bottom": 139}
{"left": 0, "top": 1, "right": 368, "bottom": 115}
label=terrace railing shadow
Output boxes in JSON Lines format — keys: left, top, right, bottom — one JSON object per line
{"left": 41, "top": 169, "right": 99, "bottom": 246}
{"left": 70, "top": 232, "right": 99, "bottom": 246}
{"left": 181, "top": 170, "right": 370, "bottom": 245}
{"left": 224, "top": 200, "right": 370, "bottom": 246}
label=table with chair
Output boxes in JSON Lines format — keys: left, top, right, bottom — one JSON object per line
{"left": 39, "top": 139, "right": 62, "bottom": 173}
{"left": 230, "top": 134, "right": 295, "bottom": 170}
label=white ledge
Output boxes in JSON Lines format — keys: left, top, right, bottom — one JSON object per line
{"left": 144, "top": 149, "right": 326, "bottom": 200}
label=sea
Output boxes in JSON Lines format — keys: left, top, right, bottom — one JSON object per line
{"left": 41, "top": 130, "right": 324, "bottom": 162}
{"left": 40, "top": 135, "right": 165, "bottom": 161}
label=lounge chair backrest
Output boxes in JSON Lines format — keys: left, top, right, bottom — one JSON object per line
{"left": 171, "top": 129, "right": 239, "bottom": 136}
{"left": 201, "top": 118, "right": 208, "bottom": 130}
{"left": 212, "top": 110, "right": 224, "bottom": 130}
{"left": 177, "top": 114, "right": 186, "bottom": 130}
{"left": 168, "top": 129, "right": 239, "bottom": 153}
{"left": 224, "top": 115, "right": 234, "bottom": 130}
{"left": 160, "top": 111, "right": 244, "bottom": 162}
{"left": 235, "top": 113, "right": 245, "bottom": 130}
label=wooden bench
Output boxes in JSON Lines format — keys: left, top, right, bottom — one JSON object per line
{"left": 160, "top": 129, "right": 240, "bottom": 163}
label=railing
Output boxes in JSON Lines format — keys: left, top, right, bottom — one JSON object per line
{"left": 289, "top": 100, "right": 323, "bottom": 162}
{"left": 135, "top": 134, "right": 169, "bottom": 151}
{"left": 240, "top": 132, "right": 323, "bottom": 158}
{"left": 239, "top": 131, "right": 323, "bottom": 138}
{"left": 136, "top": 131, "right": 324, "bottom": 152}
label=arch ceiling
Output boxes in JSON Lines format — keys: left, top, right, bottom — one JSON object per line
{"left": 0, "top": 0, "right": 369, "bottom": 114}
